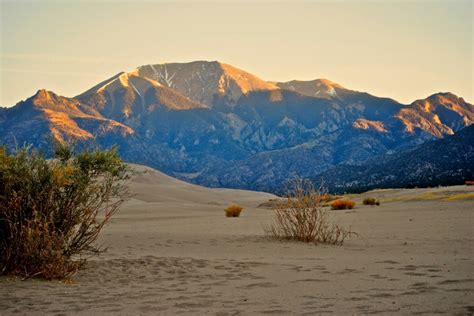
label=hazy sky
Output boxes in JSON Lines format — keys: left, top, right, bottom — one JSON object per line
{"left": 0, "top": 0, "right": 472, "bottom": 106}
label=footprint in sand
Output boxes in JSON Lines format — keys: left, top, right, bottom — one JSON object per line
{"left": 405, "top": 272, "right": 427, "bottom": 276}
{"left": 340, "top": 268, "right": 361, "bottom": 274}
{"left": 399, "top": 264, "right": 417, "bottom": 271}
{"left": 438, "top": 278, "right": 474, "bottom": 285}
{"left": 292, "top": 278, "right": 330, "bottom": 283}
{"left": 375, "top": 260, "right": 400, "bottom": 265}
{"left": 239, "top": 282, "right": 277, "bottom": 289}
{"left": 369, "top": 292, "right": 395, "bottom": 298}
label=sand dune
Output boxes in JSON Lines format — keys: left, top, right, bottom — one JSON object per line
{"left": 0, "top": 165, "right": 473, "bottom": 315}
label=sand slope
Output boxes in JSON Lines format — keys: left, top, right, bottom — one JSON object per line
{"left": 0, "top": 166, "right": 473, "bottom": 315}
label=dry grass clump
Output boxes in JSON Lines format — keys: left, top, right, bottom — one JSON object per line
{"left": 331, "top": 199, "right": 356, "bottom": 210}
{"left": 225, "top": 204, "right": 243, "bottom": 217}
{"left": 363, "top": 197, "right": 380, "bottom": 206}
{"left": 264, "top": 178, "right": 352, "bottom": 245}
{"left": 0, "top": 144, "right": 130, "bottom": 280}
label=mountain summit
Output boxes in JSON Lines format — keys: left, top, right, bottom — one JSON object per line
{"left": 135, "top": 61, "right": 279, "bottom": 105}
{"left": 273, "top": 79, "right": 347, "bottom": 99}
{"left": 1, "top": 61, "right": 472, "bottom": 192}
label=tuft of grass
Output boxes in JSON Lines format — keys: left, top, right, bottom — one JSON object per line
{"left": 363, "top": 197, "right": 380, "bottom": 206}
{"left": 331, "top": 199, "right": 356, "bottom": 210}
{"left": 264, "top": 178, "right": 353, "bottom": 245}
{"left": 225, "top": 204, "right": 243, "bottom": 217}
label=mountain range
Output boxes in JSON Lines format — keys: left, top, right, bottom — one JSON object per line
{"left": 1, "top": 60, "right": 473, "bottom": 192}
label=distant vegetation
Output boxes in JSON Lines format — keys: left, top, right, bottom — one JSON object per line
{"left": 331, "top": 199, "right": 356, "bottom": 210}
{"left": 363, "top": 198, "right": 380, "bottom": 206}
{"left": 225, "top": 204, "right": 243, "bottom": 217}
{"left": 265, "top": 178, "right": 351, "bottom": 245}
{"left": 444, "top": 193, "right": 474, "bottom": 201}
{"left": 0, "top": 144, "right": 130, "bottom": 279}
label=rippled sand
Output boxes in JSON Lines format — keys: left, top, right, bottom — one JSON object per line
{"left": 1, "top": 165, "right": 473, "bottom": 315}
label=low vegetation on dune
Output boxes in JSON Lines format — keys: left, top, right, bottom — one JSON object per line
{"left": 265, "top": 178, "right": 352, "bottom": 245}
{"left": 444, "top": 193, "right": 474, "bottom": 201}
{"left": 363, "top": 197, "right": 380, "bottom": 206}
{"left": 225, "top": 204, "right": 243, "bottom": 217}
{"left": 331, "top": 199, "right": 356, "bottom": 210}
{"left": 0, "top": 144, "right": 130, "bottom": 279}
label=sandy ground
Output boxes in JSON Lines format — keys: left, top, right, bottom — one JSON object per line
{"left": 0, "top": 165, "right": 473, "bottom": 315}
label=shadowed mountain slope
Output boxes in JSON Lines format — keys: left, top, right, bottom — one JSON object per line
{"left": 314, "top": 125, "right": 474, "bottom": 193}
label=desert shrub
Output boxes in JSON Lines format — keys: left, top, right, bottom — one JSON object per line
{"left": 264, "top": 178, "right": 352, "bottom": 245}
{"left": 0, "top": 144, "right": 130, "bottom": 279}
{"left": 225, "top": 204, "right": 243, "bottom": 217}
{"left": 363, "top": 197, "right": 380, "bottom": 206}
{"left": 331, "top": 199, "right": 356, "bottom": 210}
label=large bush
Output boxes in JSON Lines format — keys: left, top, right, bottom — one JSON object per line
{"left": 0, "top": 144, "right": 130, "bottom": 279}
{"left": 264, "top": 178, "right": 351, "bottom": 245}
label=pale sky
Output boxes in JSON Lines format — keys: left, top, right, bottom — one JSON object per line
{"left": 0, "top": 0, "right": 472, "bottom": 106}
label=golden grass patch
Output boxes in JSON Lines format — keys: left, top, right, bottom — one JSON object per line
{"left": 225, "top": 204, "right": 243, "bottom": 217}
{"left": 381, "top": 190, "right": 474, "bottom": 203}
{"left": 444, "top": 193, "right": 474, "bottom": 201}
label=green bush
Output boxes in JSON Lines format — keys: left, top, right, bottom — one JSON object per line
{"left": 0, "top": 144, "right": 130, "bottom": 279}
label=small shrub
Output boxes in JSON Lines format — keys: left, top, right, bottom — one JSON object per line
{"left": 363, "top": 197, "right": 380, "bottom": 206}
{"left": 0, "top": 144, "right": 130, "bottom": 279}
{"left": 264, "top": 178, "right": 352, "bottom": 245}
{"left": 331, "top": 199, "right": 356, "bottom": 210}
{"left": 225, "top": 204, "right": 243, "bottom": 217}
